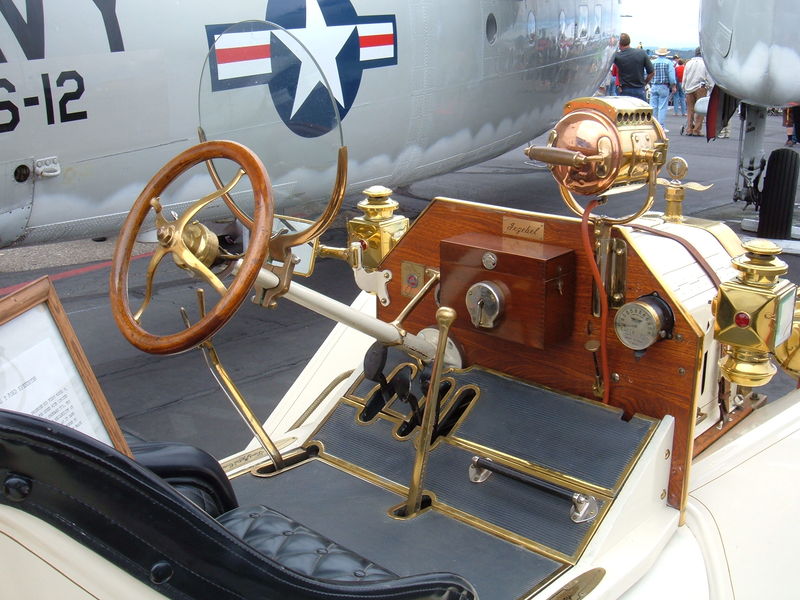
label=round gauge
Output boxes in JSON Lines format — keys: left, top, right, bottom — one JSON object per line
{"left": 666, "top": 157, "right": 688, "bottom": 180}
{"left": 614, "top": 295, "right": 674, "bottom": 351}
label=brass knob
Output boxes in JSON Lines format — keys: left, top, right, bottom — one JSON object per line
{"left": 436, "top": 306, "right": 457, "bottom": 329}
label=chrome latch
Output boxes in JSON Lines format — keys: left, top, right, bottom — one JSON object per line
{"left": 570, "top": 493, "right": 599, "bottom": 524}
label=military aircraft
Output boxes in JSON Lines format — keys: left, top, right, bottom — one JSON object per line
{"left": 0, "top": 0, "right": 618, "bottom": 248}
{"left": 700, "top": 0, "right": 800, "bottom": 236}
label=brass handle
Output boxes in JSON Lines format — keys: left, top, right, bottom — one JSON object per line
{"left": 525, "top": 141, "right": 612, "bottom": 167}
{"left": 525, "top": 146, "right": 593, "bottom": 167}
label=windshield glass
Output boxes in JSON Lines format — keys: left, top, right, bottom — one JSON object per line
{"left": 198, "top": 20, "right": 344, "bottom": 223}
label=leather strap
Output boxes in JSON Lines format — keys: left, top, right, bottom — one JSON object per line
{"left": 626, "top": 223, "right": 722, "bottom": 287}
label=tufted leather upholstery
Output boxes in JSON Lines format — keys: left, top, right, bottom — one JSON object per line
{"left": 0, "top": 409, "right": 478, "bottom": 600}
{"left": 219, "top": 505, "right": 396, "bottom": 582}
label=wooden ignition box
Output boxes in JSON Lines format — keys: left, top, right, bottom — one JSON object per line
{"left": 439, "top": 232, "right": 575, "bottom": 350}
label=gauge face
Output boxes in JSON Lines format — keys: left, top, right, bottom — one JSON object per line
{"left": 614, "top": 300, "right": 663, "bottom": 350}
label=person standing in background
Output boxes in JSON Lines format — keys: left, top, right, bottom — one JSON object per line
{"left": 683, "top": 47, "right": 712, "bottom": 136}
{"left": 608, "top": 64, "right": 619, "bottom": 96}
{"left": 613, "top": 33, "right": 653, "bottom": 102}
{"left": 673, "top": 58, "right": 686, "bottom": 116}
{"left": 784, "top": 105, "right": 800, "bottom": 146}
{"left": 649, "top": 48, "right": 677, "bottom": 129}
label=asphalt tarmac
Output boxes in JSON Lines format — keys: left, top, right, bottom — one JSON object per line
{"left": 2, "top": 110, "right": 799, "bottom": 460}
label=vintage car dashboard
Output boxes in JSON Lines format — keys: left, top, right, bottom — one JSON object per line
{"left": 374, "top": 197, "right": 743, "bottom": 511}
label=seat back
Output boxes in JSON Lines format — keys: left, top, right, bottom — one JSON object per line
{"left": 0, "top": 409, "right": 476, "bottom": 600}
{"left": 127, "top": 438, "right": 238, "bottom": 516}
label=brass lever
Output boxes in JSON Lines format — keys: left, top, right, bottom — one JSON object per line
{"left": 404, "top": 307, "right": 456, "bottom": 517}
{"left": 182, "top": 289, "right": 285, "bottom": 470}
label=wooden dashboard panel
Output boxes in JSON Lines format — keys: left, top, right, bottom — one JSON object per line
{"left": 377, "top": 198, "right": 701, "bottom": 509}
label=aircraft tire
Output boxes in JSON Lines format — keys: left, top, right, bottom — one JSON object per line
{"left": 758, "top": 148, "right": 799, "bottom": 239}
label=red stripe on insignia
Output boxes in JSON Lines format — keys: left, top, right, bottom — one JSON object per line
{"left": 216, "top": 45, "right": 271, "bottom": 64}
{"left": 359, "top": 34, "right": 394, "bottom": 48}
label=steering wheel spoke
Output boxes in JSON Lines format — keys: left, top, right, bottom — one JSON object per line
{"left": 176, "top": 169, "right": 245, "bottom": 230}
{"left": 176, "top": 248, "right": 228, "bottom": 297}
{"left": 133, "top": 246, "right": 170, "bottom": 323}
{"left": 110, "top": 141, "right": 273, "bottom": 355}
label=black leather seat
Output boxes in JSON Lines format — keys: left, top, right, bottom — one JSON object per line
{"left": 127, "top": 437, "right": 238, "bottom": 517}
{"left": 0, "top": 409, "right": 476, "bottom": 600}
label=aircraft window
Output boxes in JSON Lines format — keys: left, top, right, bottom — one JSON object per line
{"left": 579, "top": 6, "right": 589, "bottom": 38}
{"left": 594, "top": 5, "right": 602, "bottom": 35}
{"left": 486, "top": 13, "right": 498, "bottom": 45}
{"left": 527, "top": 11, "right": 536, "bottom": 43}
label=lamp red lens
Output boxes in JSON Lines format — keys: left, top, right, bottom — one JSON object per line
{"left": 734, "top": 312, "right": 751, "bottom": 328}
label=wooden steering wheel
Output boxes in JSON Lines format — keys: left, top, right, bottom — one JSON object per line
{"left": 110, "top": 140, "right": 273, "bottom": 355}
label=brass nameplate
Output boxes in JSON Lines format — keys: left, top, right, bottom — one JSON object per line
{"left": 503, "top": 217, "right": 544, "bottom": 241}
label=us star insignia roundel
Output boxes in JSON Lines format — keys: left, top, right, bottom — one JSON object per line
{"left": 205, "top": 0, "right": 397, "bottom": 138}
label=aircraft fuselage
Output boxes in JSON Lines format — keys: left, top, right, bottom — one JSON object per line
{"left": 0, "top": 0, "right": 617, "bottom": 247}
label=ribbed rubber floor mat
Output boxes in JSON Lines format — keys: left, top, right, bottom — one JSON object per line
{"left": 232, "top": 459, "right": 564, "bottom": 598}
{"left": 426, "top": 443, "right": 600, "bottom": 557}
{"left": 450, "top": 369, "right": 655, "bottom": 491}
{"left": 318, "top": 402, "right": 415, "bottom": 485}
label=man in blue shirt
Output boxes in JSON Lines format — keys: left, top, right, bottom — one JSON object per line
{"left": 613, "top": 33, "right": 653, "bottom": 101}
{"left": 649, "top": 48, "right": 677, "bottom": 130}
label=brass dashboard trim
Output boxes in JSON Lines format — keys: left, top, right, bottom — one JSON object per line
{"left": 420, "top": 196, "right": 582, "bottom": 229}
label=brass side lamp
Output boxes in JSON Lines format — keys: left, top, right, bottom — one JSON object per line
{"left": 346, "top": 186, "right": 409, "bottom": 269}
{"left": 318, "top": 185, "right": 410, "bottom": 268}
{"left": 713, "top": 240, "right": 798, "bottom": 387}
{"left": 775, "top": 300, "right": 800, "bottom": 378}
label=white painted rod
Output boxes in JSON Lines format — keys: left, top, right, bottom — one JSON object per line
{"left": 252, "top": 266, "right": 437, "bottom": 360}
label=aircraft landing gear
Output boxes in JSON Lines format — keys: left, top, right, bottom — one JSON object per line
{"left": 758, "top": 148, "right": 800, "bottom": 239}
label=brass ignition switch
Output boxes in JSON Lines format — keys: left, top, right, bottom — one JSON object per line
{"left": 347, "top": 186, "right": 409, "bottom": 269}
{"left": 712, "top": 240, "right": 797, "bottom": 387}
